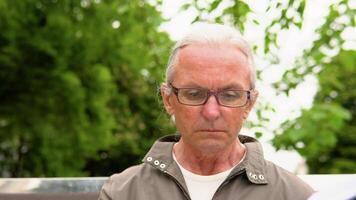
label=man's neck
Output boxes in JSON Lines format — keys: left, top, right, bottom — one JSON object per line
{"left": 173, "top": 139, "right": 246, "bottom": 175}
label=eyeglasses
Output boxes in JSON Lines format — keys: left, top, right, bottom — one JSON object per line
{"left": 169, "top": 83, "right": 252, "bottom": 108}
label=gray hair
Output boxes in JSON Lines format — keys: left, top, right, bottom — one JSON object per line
{"left": 164, "top": 22, "right": 256, "bottom": 89}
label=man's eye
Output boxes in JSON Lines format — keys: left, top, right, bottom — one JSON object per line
{"left": 182, "top": 89, "right": 204, "bottom": 99}
{"left": 220, "top": 91, "right": 242, "bottom": 100}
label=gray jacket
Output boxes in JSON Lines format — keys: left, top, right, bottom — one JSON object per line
{"left": 99, "top": 135, "right": 314, "bottom": 200}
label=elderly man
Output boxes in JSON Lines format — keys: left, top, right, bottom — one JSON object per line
{"left": 99, "top": 23, "right": 314, "bottom": 200}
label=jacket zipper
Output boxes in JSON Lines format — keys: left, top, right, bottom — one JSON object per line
{"left": 211, "top": 169, "right": 246, "bottom": 199}
{"left": 163, "top": 171, "right": 192, "bottom": 200}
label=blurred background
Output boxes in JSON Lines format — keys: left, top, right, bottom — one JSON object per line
{"left": 0, "top": 0, "right": 355, "bottom": 178}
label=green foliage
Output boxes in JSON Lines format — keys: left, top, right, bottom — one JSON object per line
{"left": 273, "top": 50, "right": 356, "bottom": 173}
{"left": 273, "top": 103, "right": 350, "bottom": 159}
{"left": 274, "top": 1, "right": 355, "bottom": 94}
{"left": 183, "top": 0, "right": 251, "bottom": 31}
{"left": 264, "top": 0, "right": 306, "bottom": 55}
{"left": 270, "top": 0, "right": 355, "bottom": 174}
{"left": 0, "top": 0, "right": 173, "bottom": 177}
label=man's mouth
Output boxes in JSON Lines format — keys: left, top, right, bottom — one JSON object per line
{"left": 199, "top": 129, "right": 225, "bottom": 132}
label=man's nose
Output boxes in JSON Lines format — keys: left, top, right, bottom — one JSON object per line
{"left": 201, "top": 95, "right": 221, "bottom": 121}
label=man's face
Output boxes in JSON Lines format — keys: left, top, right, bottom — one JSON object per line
{"left": 162, "top": 44, "right": 257, "bottom": 152}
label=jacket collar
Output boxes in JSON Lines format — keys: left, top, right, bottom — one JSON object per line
{"left": 237, "top": 135, "right": 268, "bottom": 184}
{"left": 142, "top": 134, "right": 268, "bottom": 185}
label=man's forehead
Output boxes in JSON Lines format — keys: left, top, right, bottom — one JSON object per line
{"left": 173, "top": 44, "right": 251, "bottom": 89}
{"left": 176, "top": 44, "right": 249, "bottom": 71}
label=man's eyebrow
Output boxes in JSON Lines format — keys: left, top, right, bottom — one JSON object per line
{"left": 175, "top": 82, "right": 245, "bottom": 90}
{"left": 176, "top": 82, "right": 205, "bottom": 88}
{"left": 220, "top": 84, "right": 244, "bottom": 90}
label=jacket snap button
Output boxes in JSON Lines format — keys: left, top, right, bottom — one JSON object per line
{"left": 252, "top": 174, "right": 258, "bottom": 179}
{"left": 154, "top": 160, "right": 160, "bottom": 165}
{"left": 259, "top": 174, "right": 265, "bottom": 180}
{"left": 147, "top": 157, "right": 153, "bottom": 162}
{"left": 160, "top": 164, "right": 166, "bottom": 168}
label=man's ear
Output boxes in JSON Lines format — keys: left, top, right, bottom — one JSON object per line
{"left": 243, "top": 90, "right": 259, "bottom": 119}
{"left": 161, "top": 83, "right": 175, "bottom": 115}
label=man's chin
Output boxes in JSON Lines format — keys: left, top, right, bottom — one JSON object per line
{"left": 193, "top": 136, "right": 230, "bottom": 153}
{"left": 195, "top": 130, "right": 227, "bottom": 136}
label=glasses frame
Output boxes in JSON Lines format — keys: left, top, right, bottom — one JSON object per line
{"left": 169, "top": 83, "right": 252, "bottom": 108}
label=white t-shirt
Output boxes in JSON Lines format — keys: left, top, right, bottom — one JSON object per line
{"left": 173, "top": 151, "right": 246, "bottom": 200}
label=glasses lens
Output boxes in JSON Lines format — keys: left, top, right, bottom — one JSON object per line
{"left": 218, "top": 90, "right": 247, "bottom": 107}
{"left": 178, "top": 88, "right": 207, "bottom": 105}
